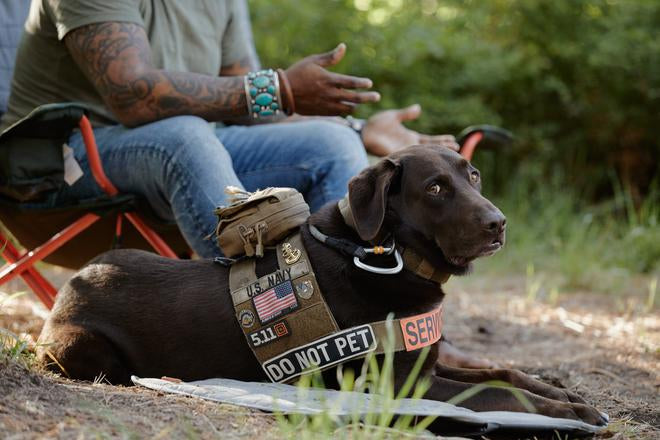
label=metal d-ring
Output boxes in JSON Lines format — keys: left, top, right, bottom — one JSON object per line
{"left": 353, "top": 248, "right": 404, "bottom": 275}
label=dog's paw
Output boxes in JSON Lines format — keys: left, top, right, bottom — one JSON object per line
{"left": 569, "top": 402, "right": 609, "bottom": 426}
{"left": 544, "top": 387, "right": 588, "bottom": 404}
{"left": 564, "top": 389, "right": 588, "bottom": 404}
{"left": 505, "top": 370, "right": 587, "bottom": 405}
{"left": 541, "top": 401, "right": 607, "bottom": 426}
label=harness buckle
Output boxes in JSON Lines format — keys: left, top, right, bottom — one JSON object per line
{"left": 353, "top": 250, "right": 403, "bottom": 274}
{"left": 354, "top": 239, "right": 404, "bottom": 275}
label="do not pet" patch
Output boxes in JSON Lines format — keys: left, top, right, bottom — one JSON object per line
{"left": 262, "top": 325, "right": 376, "bottom": 383}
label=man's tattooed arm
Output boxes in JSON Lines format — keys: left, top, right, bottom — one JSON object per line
{"left": 220, "top": 56, "right": 259, "bottom": 76}
{"left": 65, "top": 22, "right": 248, "bottom": 127}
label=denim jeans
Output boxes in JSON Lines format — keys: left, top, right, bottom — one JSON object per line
{"left": 53, "top": 116, "right": 368, "bottom": 257}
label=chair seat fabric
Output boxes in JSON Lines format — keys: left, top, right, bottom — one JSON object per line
{"left": 0, "top": 104, "right": 89, "bottom": 201}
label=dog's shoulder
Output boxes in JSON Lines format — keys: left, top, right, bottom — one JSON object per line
{"left": 88, "top": 248, "right": 170, "bottom": 266}
{"left": 75, "top": 249, "right": 225, "bottom": 289}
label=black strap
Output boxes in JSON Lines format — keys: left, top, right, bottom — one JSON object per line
{"left": 213, "top": 255, "right": 251, "bottom": 267}
{"left": 308, "top": 224, "right": 367, "bottom": 259}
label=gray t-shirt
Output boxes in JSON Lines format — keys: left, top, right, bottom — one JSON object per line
{"left": 1, "top": 0, "right": 255, "bottom": 129}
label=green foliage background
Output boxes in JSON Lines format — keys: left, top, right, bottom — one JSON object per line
{"left": 250, "top": 0, "right": 660, "bottom": 284}
{"left": 250, "top": 0, "right": 659, "bottom": 199}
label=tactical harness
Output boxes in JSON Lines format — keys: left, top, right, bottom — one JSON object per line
{"left": 221, "top": 190, "right": 448, "bottom": 384}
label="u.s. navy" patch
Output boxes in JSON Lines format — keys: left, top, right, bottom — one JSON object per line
{"left": 262, "top": 324, "right": 376, "bottom": 383}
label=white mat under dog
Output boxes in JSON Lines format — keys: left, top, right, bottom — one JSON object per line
{"left": 132, "top": 376, "right": 607, "bottom": 437}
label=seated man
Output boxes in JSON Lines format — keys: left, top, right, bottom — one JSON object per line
{"left": 2, "top": 0, "right": 486, "bottom": 368}
{"left": 2, "top": 0, "right": 457, "bottom": 256}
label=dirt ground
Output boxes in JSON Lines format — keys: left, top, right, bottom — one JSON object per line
{"left": 1, "top": 270, "right": 658, "bottom": 439}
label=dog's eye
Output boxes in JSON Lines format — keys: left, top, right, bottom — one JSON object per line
{"left": 427, "top": 183, "right": 443, "bottom": 195}
{"left": 470, "top": 171, "right": 480, "bottom": 184}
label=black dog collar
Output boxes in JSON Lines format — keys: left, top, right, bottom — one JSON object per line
{"left": 307, "top": 197, "right": 450, "bottom": 286}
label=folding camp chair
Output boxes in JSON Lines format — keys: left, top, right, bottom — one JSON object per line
{"left": 0, "top": 104, "right": 191, "bottom": 309}
{"left": 0, "top": 1, "right": 190, "bottom": 309}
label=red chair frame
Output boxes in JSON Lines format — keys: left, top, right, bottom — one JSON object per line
{"left": 0, "top": 115, "right": 178, "bottom": 309}
{"left": 0, "top": 122, "right": 486, "bottom": 310}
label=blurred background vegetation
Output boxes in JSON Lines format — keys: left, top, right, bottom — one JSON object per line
{"left": 251, "top": 0, "right": 659, "bottom": 294}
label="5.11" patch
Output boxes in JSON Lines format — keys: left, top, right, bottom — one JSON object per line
{"left": 247, "top": 320, "right": 291, "bottom": 348}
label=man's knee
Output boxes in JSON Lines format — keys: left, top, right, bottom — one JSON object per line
{"left": 302, "top": 120, "right": 368, "bottom": 170}
{"left": 152, "top": 116, "right": 218, "bottom": 150}
{"left": 150, "top": 116, "right": 231, "bottom": 168}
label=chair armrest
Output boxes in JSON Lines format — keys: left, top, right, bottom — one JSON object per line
{"left": 0, "top": 103, "right": 88, "bottom": 139}
{"left": 457, "top": 125, "right": 513, "bottom": 149}
{"left": 457, "top": 125, "right": 513, "bottom": 161}
{"left": 0, "top": 103, "right": 88, "bottom": 201}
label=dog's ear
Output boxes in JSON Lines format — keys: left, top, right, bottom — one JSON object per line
{"left": 348, "top": 157, "right": 400, "bottom": 242}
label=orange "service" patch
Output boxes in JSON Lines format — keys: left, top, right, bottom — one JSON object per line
{"left": 399, "top": 305, "right": 443, "bottom": 351}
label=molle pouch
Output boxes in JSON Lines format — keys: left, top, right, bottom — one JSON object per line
{"left": 214, "top": 186, "right": 310, "bottom": 258}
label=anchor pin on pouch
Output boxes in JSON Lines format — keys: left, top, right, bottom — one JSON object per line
{"left": 281, "top": 242, "right": 301, "bottom": 265}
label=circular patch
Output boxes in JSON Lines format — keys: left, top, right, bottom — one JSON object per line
{"left": 295, "top": 280, "right": 314, "bottom": 299}
{"left": 238, "top": 309, "right": 255, "bottom": 328}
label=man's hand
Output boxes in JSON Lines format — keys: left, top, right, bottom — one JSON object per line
{"left": 285, "top": 43, "right": 380, "bottom": 116}
{"left": 361, "top": 104, "right": 460, "bottom": 156}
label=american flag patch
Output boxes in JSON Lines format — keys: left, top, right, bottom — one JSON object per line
{"left": 253, "top": 280, "right": 298, "bottom": 324}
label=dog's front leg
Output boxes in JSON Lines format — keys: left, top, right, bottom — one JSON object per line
{"left": 434, "top": 364, "right": 587, "bottom": 404}
{"left": 416, "top": 373, "right": 606, "bottom": 426}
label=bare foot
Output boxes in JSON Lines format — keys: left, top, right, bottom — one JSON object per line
{"left": 437, "top": 340, "right": 495, "bottom": 369}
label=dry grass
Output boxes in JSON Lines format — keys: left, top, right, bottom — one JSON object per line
{"left": 1, "top": 270, "right": 658, "bottom": 439}
{"left": 1, "top": 355, "right": 279, "bottom": 439}
{"left": 445, "top": 275, "right": 659, "bottom": 439}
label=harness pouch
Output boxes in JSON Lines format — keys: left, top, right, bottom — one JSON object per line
{"left": 214, "top": 187, "right": 310, "bottom": 257}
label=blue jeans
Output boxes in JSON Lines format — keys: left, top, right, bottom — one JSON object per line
{"left": 54, "top": 116, "right": 368, "bottom": 257}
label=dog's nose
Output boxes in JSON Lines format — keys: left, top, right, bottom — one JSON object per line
{"left": 482, "top": 211, "right": 506, "bottom": 233}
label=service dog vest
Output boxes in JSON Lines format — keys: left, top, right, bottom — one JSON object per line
{"left": 229, "top": 230, "right": 445, "bottom": 384}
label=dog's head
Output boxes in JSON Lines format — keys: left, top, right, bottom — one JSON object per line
{"left": 347, "top": 145, "right": 506, "bottom": 274}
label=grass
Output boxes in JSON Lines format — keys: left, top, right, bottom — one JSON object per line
{"left": 275, "top": 319, "right": 437, "bottom": 439}
{"left": 0, "top": 291, "right": 37, "bottom": 369}
{"left": 274, "top": 318, "right": 537, "bottom": 439}
{"left": 473, "top": 173, "right": 660, "bottom": 296}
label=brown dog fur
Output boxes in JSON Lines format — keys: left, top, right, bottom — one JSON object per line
{"left": 38, "top": 146, "right": 606, "bottom": 427}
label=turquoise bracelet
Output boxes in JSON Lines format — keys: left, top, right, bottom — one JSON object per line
{"left": 244, "top": 69, "right": 282, "bottom": 119}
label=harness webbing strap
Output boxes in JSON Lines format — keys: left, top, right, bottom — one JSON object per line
{"left": 228, "top": 258, "right": 256, "bottom": 297}
{"left": 259, "top": 304, "right": 444, "bottom": 383}
{"left": 275, "top": 231, "right": 339, "bottom": 332}
{"left": 370, "top": 304, "right": 443, "bottom": 354}
{"left": 337, "top": 196, "right": 356, "bottom": 230}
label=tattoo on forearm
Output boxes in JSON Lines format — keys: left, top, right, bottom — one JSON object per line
{"left": 220, "top": 55, "right": 259, "bottom": 76}
{"left": 65, "top": 22, "right": 247, "bottom": 126}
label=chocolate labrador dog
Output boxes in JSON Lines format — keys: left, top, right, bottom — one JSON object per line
{"left": 38, "top": 145, "right": 605, "bottom": 426}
